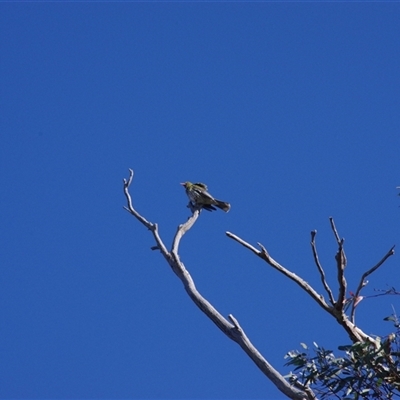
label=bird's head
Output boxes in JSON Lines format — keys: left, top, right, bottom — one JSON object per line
{"left": 180, "top": 181, "right": 192, "bottom": 189}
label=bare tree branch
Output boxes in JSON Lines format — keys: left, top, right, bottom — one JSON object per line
{"left": 350, "top": 245, "right": 396, "bottom": 323}
{"left": 123, "top": 170, "right": 312, "bottom": 400}
{"left": 226, "top": 230, "right": 378, "bottom": 346}
{"left": 310, "top": 230, "right": 335, "bottom": 305}
{"left": 171, "top": 209, "right": 200, "bottom": 259}
{"left": 335, "top": 239, "right": 347, "bottom": 311}
{"left": 329, "top": 217, "right": 341, "bottom": 244}
{"left": 123, "top": 169, "right": 170, "bottom": 258}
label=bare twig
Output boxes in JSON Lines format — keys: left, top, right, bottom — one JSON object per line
{"left": 350, "top": 245, "right": 396, "bottom": 323}
{"left": 329, "top": 217, "right": 341, "bottom": 244}
{"left": 123, "top": 170, "right": 311, "bottom": 400}
{"left": 310, "top": 230, "right": 335, "bottom": 305}
{"left": 370, "top": 287, "right": 400, "bottom": 298}
{"left": 123, "top": 169, "right": 170, "bottom": 258}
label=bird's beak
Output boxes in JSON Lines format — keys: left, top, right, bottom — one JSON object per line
{"left": 180, "top": 182, "right": 186, "bottom": 186}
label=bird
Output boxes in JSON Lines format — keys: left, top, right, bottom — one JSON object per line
{"left": 180, "top": 181, "right": 231, "bottom": 212}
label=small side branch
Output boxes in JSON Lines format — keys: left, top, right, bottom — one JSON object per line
{"left": 329, "top": 217, "right": 341, "bottom": 243}
{"left": 123, "top": 169, "right": 169, "bottom": 257}
{"left": 310, "top": 230, "right": 335, "bottom": 305}
{"left": 123, "top": 169, "right": 153, "bottom": 229}
{"left": 350, "top": 245, "right": 396, "bottom": 323}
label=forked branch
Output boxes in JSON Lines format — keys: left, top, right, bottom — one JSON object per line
{"left": 226, "top": 230, "right": 378, "bottom": 345}
{"left": 123, "top": 170, "right": 312, "bottom": 400}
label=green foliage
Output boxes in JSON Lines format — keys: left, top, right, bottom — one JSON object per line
{"left": 285, "top": 318, "right": 400, "bottom": 399}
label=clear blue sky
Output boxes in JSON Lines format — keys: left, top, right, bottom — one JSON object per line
{"left": 1, "top": 3, "right": 400, "bottom": 399}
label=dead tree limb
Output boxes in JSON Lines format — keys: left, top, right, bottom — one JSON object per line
{"left": 310, "top": 230, "right": 335, "bottom": 306}
{"left": 123, "top": 169, "right": 313, "bottom": 400}
{"left": 226, "top": 230, "right": 379, "bottom": 346}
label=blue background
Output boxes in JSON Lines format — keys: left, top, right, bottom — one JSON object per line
{"left": 1, "top": 3, "right": 399, "bottom": 399}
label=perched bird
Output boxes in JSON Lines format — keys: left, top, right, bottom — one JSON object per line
{"left": 180, "top": 181, "right": 231, "bottom": 212}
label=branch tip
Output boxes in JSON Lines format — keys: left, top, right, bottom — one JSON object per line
{"left": 124, "top": 168, "right": 134, "bottom": 187}
{"left": 311, "top": 230, "right": 317, "bottom": 241}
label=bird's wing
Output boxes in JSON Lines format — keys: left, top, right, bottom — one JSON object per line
{"left": 193, "top": 182, "right": 208, "bottom": 190}
{"left": 193, "top": 186, "right": 215, "bottom": 201}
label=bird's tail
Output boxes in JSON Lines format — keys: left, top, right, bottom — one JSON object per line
{"left": 215, "top": 200, "right": 231, "bottom": 212}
